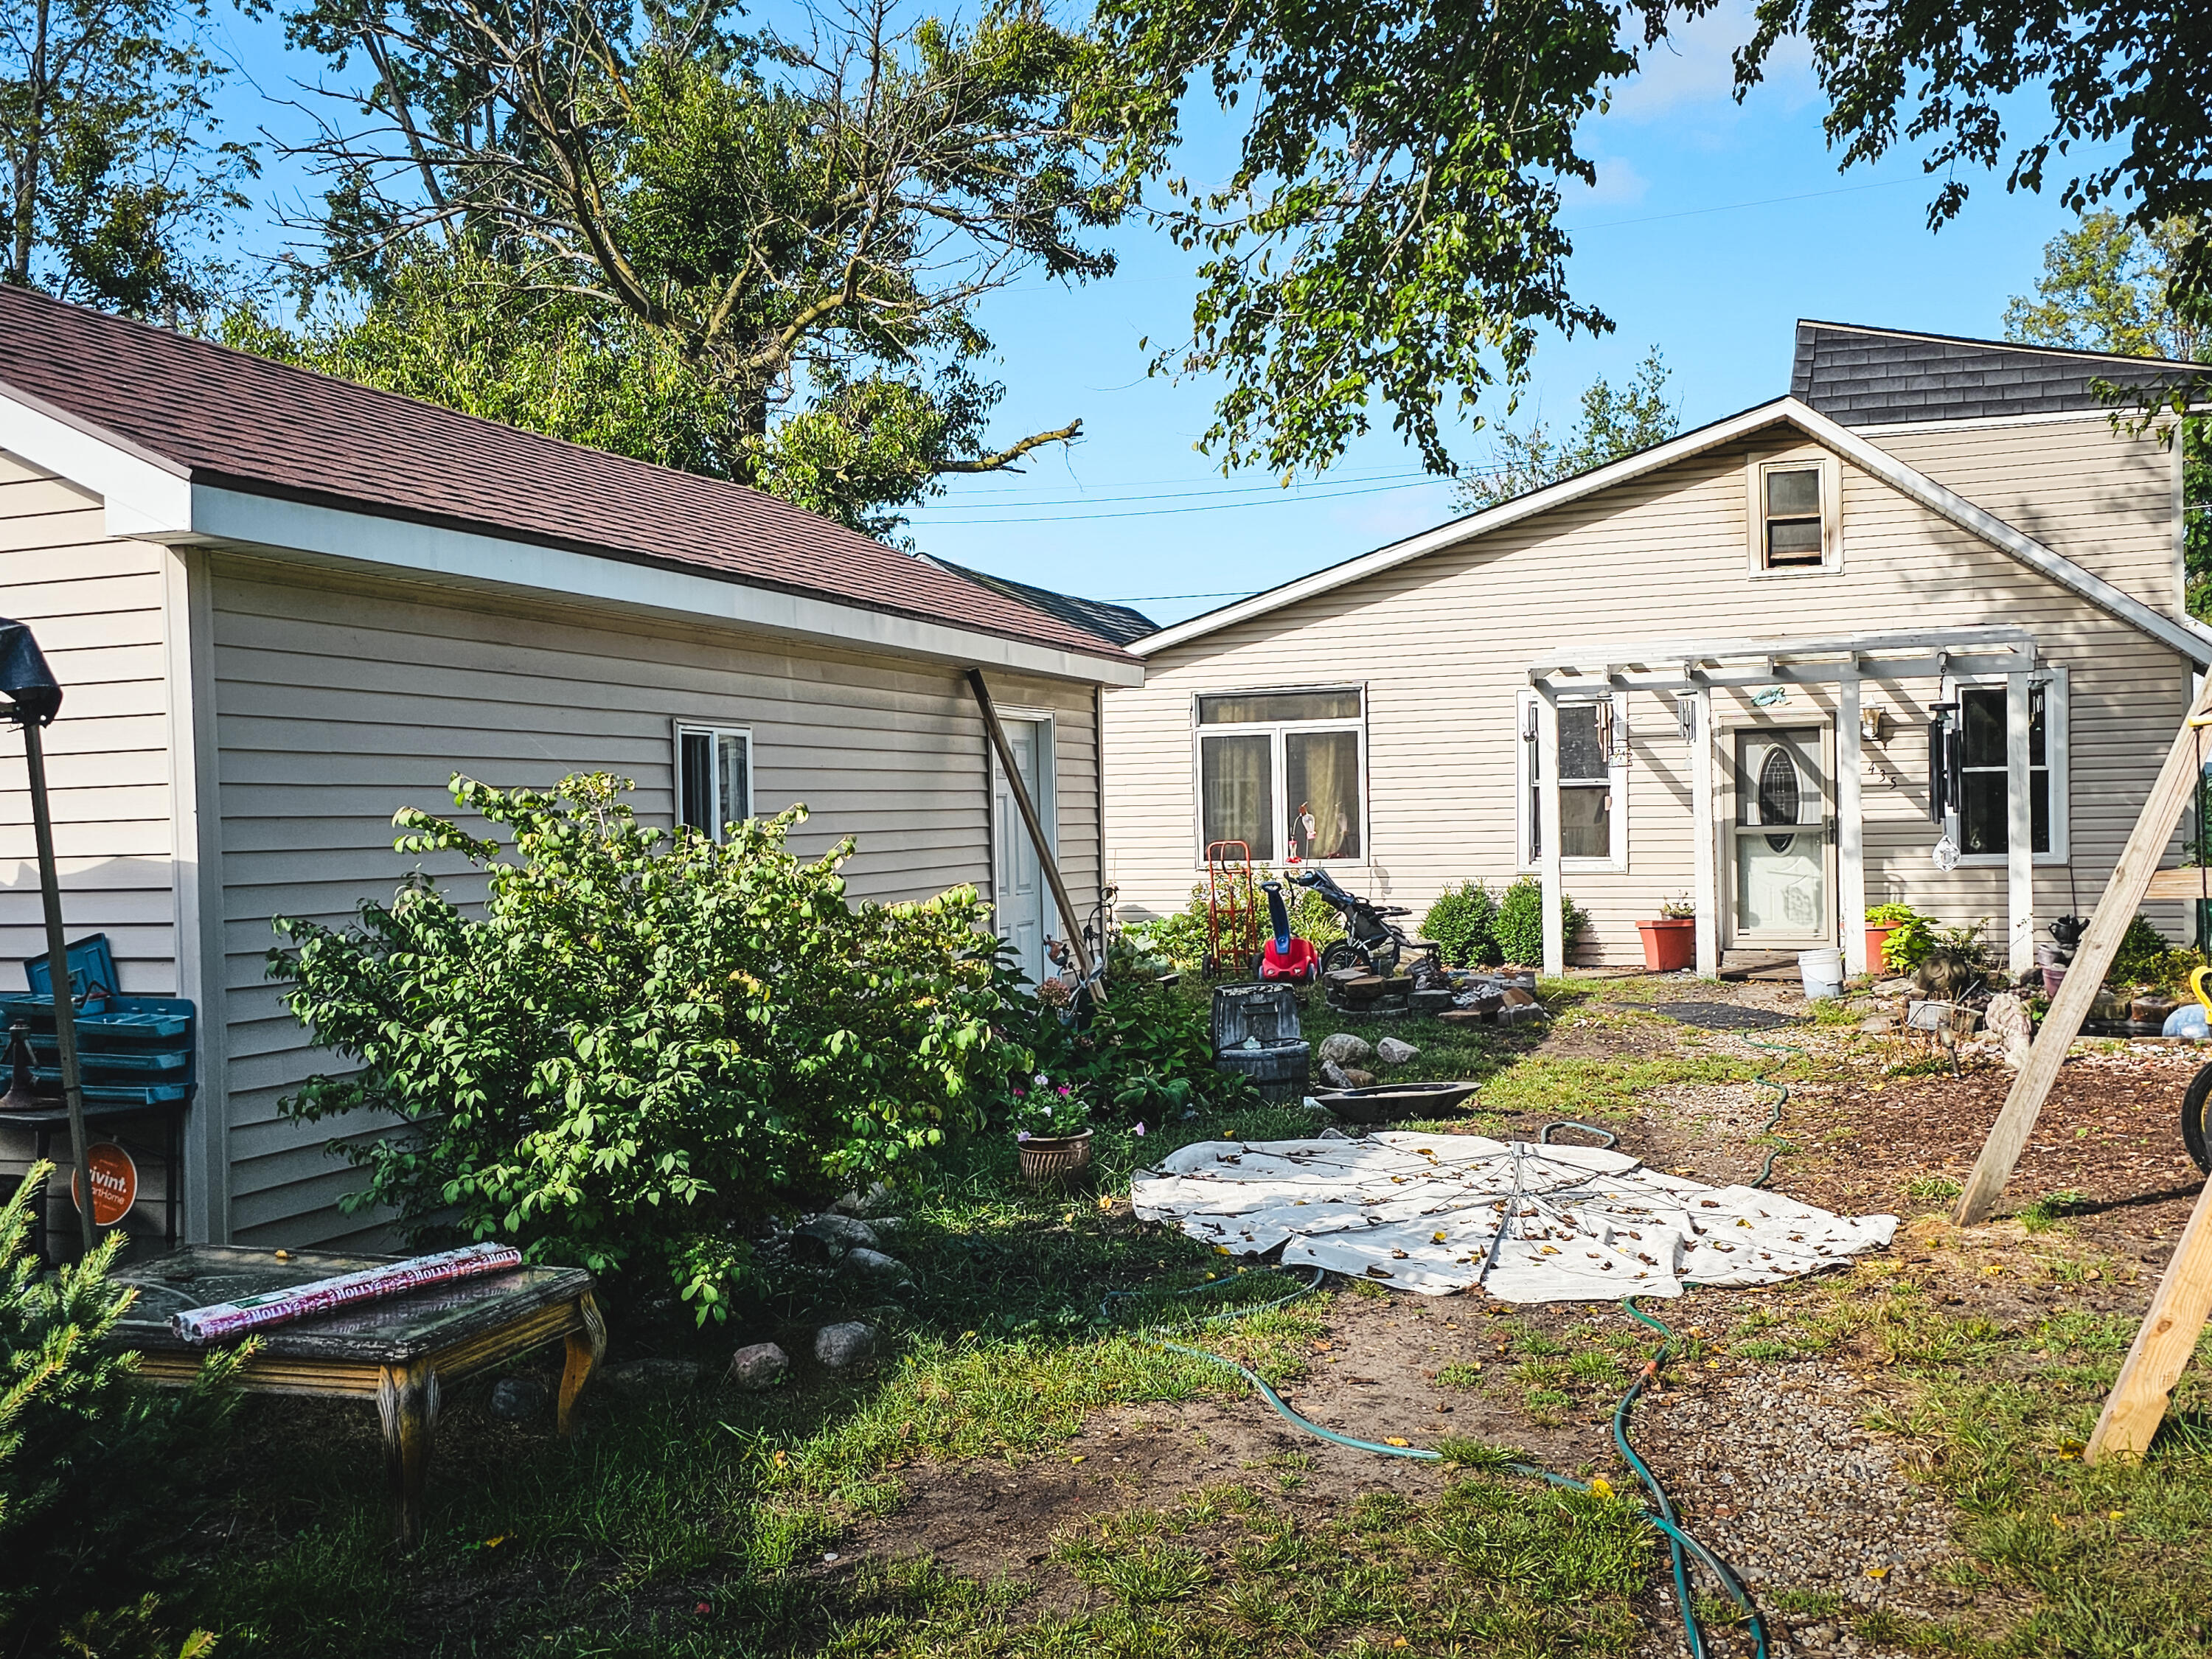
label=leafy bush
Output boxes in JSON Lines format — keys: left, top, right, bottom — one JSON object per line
{"left": 1493, "top": 877, "right": 1589, "bottom": 966}
{"left": 2110, "top": 914, "right": 2174, "bottom": 987}
{"left": 998, "top": 970, "right": 1254, "bottom": 1124}
{"left": 0, "top": 1166, "right": 243, "bottom": 1652}
{"left": 269, "top": 774, "right": 1010, "bottom": 1320}
{"left": 1132, "top": 865, "right": 1339, "bottom": 973}
{"left": 1422, "top": 881, "right": 1500, "bottom": 967}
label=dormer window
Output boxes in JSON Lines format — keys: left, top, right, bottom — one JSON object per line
{"left": 1764, "top": 467, "right": 1823, "bottom": 566}
{"left": 1747, "top": 454, "right": 1841, "bottom": 574}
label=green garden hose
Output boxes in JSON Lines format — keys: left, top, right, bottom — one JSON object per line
{"left": 1739, "top": 1034, "right": 1804, "bottom": 1189}
{"left": 1100, "top": 1272, "right": 1769, "bottom": 1658}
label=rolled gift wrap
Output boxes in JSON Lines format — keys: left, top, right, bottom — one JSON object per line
{"left": 171, "top": 1242, "right": 526, "bottom": 1343}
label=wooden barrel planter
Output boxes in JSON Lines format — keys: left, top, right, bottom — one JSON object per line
{"left": 1018, "top": 1130, "right": 1093, "bottom": 1186}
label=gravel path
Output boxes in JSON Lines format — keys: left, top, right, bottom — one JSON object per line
{"left": 1632, "top": 1362, "right": 1964, "bottom": 1658}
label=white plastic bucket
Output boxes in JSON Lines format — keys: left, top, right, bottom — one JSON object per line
{"left": 1798, "top": 947, "right": 1845, "bottom": 1001}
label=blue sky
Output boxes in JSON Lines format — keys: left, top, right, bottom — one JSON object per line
{"left": 200, "top": 2, "right": 2095, "bottom": 626}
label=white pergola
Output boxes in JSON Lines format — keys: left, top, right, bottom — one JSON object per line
{"left": 1526, "top": 626, "right": 2042, "bottom": 978}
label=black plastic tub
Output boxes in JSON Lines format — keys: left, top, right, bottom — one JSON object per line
{"left": 1216, "top": 1038, "right": 1312, "bottom": 1102}
{"left": 1314, "top": 1081, "right": 1481, "bottom": 1122}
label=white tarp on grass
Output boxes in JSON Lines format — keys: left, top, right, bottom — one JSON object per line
{"left": 1130, "top": 1133, "right": 1897, "bottom": 1301}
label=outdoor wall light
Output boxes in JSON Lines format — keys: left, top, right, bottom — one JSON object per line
{"left": 1860, "top": 706, "right": 1888, "bottom": 745}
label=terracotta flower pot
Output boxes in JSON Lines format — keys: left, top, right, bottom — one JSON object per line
{"left": 1637, "top": 917, "right": 1695, "bottom": 973}
{"left": 1017, "top": 1129, "right": 1093, "bottom": 1186}
{"left": 1865, "top": 925, "right": 1898, "bottom": 975}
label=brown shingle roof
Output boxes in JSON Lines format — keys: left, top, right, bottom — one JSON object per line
{"left": 0, "top": 285, "right": 1129, "bottom": 664}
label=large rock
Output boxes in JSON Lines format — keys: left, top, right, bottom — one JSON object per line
{"left": 489, "top": 1376, "right": 549, "bottom": 1421}
{"left": 841, "top": 1247, "right": 911, "bottom": 1281}
{"left": 1318, "top": 1032, "right": 1374, "bottom": 1066}
{"left": 603, "top": 1357, "right": 705, "bottom": 1391}
{"left": 798, "top": 1213, "right": 881, "bottom": 1252}
{"left": 728, "top": 1341, "right": 790, "bottom": 1390}
{"left": 815, "top": 1321, "right": 877, "bottom": 1371}
{"left": 832, "top": 1181, "right": 894, "bottom": 1217}
{"left": 1375, "top": 1037, "right": 1420, "bottom": 1066}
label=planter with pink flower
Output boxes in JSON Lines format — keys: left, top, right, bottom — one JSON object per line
{"left": 1009, "top": 1076, "right": 1095, "bottom": 1185}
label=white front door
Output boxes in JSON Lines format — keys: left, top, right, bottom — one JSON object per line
{"left": 992, "top": 717, "right": 1054, "bottom": 985}
{"left": 1728, "top": 726, "right": 1834, "bottom": 947}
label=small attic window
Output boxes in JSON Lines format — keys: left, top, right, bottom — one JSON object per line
{"left": 1747, "top": 455, "right": 1841, "bottom": 574}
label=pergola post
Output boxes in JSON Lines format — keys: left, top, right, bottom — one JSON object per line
{"left": 2006, "top": 671, "right": 2036, "bottom": 973}
{"left": 1537, "top": 689, "right": 1564, "bottom": 976}
{"left": 1691, "top": 684, "right": 1719, "bottom": 977}
{"left": 1837, "top": 674, "right": 1867, "bottom": 975}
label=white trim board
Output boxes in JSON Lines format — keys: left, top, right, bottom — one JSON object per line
{"left": 0, "top": 389, "right": 1141, "bottom": 689}
{"left": 1134, "top": 397, "right": 2212, "bottom": 671}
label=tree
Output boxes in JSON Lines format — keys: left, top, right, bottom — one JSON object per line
{"left": 1099, "top": 0, "right": 1666, "bottom": 479}
{"left": 1733, "top": 0, "right": 2212, "bottom": 314}
{"left": 2004, "top": 211, "right": 2212, "bottom": 617}
{"left": 1453, "top": 347, "right": 1678, "bottom": 510}
{"left": 0, "top": 0, "right": 254, "bottom": 316}
{"left": 256, "top": 0, "right": 1141, "bottom": 537}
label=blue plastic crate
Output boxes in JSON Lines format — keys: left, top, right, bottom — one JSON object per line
{"left": 25, "top": 934, "right": 120, "bottom": 1005}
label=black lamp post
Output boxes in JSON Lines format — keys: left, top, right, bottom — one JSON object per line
{"left": 0, "top": 618, "right": 93, "bottom": 1259}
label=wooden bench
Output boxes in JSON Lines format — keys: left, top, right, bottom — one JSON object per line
{"left": 110, "top": 1245, "right": 602, "bottom": 1545}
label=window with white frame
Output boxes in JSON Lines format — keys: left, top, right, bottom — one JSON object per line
{"left": 675, "top": 723, "right": 753, "bottom": 841}
{"left": 1746, "top": 454, "right": 1841, "bottom": 574}
{"left": 1517, "top": 692, "right": 1627, "bottom": 867}
{"left": 1194, "top": 688, "right": 1365, "bottom": 863}
{"left": 1944, "top": 672, "right": 2068, "bottom": 863}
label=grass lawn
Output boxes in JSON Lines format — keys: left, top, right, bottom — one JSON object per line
{"left": 144, "top": 981, "right": 2212, "bottom": 1657}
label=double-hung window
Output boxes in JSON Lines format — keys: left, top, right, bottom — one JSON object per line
{"left": 1746, "top": 454, "right": 1842, "bottom": 574}
{"left": 1517, "top": 692, "right": 1627, "bottom": 868}
{"left": 675, "top": 723, "right": 753, "bottom": 842}
{"left": 1194, "top": 688, "right": 1366, "bottom": 863}
{"left": 1944, "top": 673, "right": 2068, "bottom": 863}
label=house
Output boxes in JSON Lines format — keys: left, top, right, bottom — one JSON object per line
{"left": 0, "top": 285, "right": 1139, "bottom": 1251}
{"left": 1102, "top": 321, "right": 2212, "bottom": 978}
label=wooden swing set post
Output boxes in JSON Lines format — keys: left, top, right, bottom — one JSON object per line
{"left": 1944, "top": 671, "right": 2212, "bottom": 1464}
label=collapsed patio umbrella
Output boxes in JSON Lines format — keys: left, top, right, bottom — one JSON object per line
{"left": 0, "top": 617, "right": 94, "bottom": 1257}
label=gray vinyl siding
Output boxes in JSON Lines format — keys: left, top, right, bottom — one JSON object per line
{"left": 1106, "top": 428, "right": 2191, "bottom": 967}
{"left": 206, "top": 554, "right": 1101, "bottom": 1245}
{"left": 0, "top": 449, "right": 177, "bottom": 993}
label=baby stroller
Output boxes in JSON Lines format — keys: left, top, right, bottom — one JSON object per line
{"left": 1290, "top": 868, "right": 1428, "bottom": 978}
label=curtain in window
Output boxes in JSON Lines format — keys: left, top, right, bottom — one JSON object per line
{"left": 1201, "top": 734, "right": 1274, "bottom": 858}
{"left": 1286, "top": 730, "right": 1361, "bottom": 860}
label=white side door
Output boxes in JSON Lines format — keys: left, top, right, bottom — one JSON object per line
{"left": 992, "top": 717, "right": 1055, "bottom": 984}
{"left": 1728, "top": 726, "right": 1834, "bottom": 947}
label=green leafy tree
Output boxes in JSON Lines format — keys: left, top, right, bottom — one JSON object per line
{"left": 255, "top": 0, "right": 1140, "bottom": 538}
{"left": 1454, "top": 348, "right": 1679, "bottom": 510}
{"left": 1, "top": 0, "right": 254, "bottom": 316}
{"left": 2004, "top": 211, "right": 2212, "bottom": 616}
{"left": 267, "top": 774, "right": 1009, "bottom": 1320}
{"left": 1099, "top": 0, "right": 1663, "bottom": 479}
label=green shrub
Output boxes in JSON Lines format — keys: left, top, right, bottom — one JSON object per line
{"left": 1422, "top": 881, "right": 1500, "bottom": 967}
{"left": 0, "top": 1166, "right": 243, "bottom": 1652}
{"left": 2110, "top": 914, "right": 2175, "bottom": 987}
{"left": 998, "top": 970, "right": 1254, "bottom": 1124}
{"left": 269, "top": 774, "right": 1011, "bottom": 1321}
{"left": 1493, "top": 876, "right": 1589, "bottom": 965}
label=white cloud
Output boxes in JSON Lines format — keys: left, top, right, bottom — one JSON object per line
{"left": 1604, "top": 1, "right": 1813, "bottom": 124}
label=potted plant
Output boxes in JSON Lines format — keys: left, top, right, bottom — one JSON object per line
{"left": 1863, "top": 904, "right": 1929, "bottom": 976}
{"left": 1636, "top": 895, "right": 1697, "bottom": 973}
{"left": 1010, "top": 1076, "right": 1094, "bottom": 1185}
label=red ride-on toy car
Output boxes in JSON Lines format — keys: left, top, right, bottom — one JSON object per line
{"left": 1258, "top": 880, "right": 1319, "bottom": 984}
